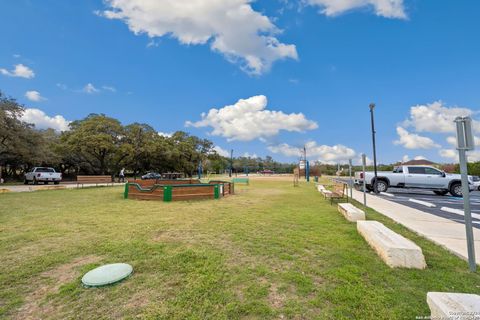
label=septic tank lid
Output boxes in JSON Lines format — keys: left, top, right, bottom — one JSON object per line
{"left": 82, "top": 263, "right": 133, "bottom": 287}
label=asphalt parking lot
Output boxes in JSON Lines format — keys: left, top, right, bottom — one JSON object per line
{"left": 373, "top": 188, "right": 480, "bottom": 229}
{"left": 333, "top": 177, "right": 480, "bottom": 229}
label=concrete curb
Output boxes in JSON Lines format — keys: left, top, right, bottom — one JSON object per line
{"left": 351, "top": 189, "right": 480, "bottom": 265}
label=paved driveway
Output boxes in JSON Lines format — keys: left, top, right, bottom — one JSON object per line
{"left": 0, "top": 182, "right": 124, "bottom": 193}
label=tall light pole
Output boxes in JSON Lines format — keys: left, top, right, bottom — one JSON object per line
{"left": 362, "top": 153, "right": 367, "bottom": 206}
{"left": 348, "top": 159, "right": 353, "bottom": 200}
{"left": 229, "top": 149, "right": 233, "bottom": 178}
{"left": 369, "top": 103, "right": 378, "bottom": 193}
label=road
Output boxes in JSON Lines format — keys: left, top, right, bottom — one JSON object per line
{"left": 0, "top": 182, "right": 124, "bottom": 193}
{"left": 372, "top": 188, "right": 480, "bottom": 229}
{"left": 333, "top": 177, "right": 480, "bottom": 229}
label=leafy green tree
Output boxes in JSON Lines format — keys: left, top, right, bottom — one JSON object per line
{"left": 60, "top": 114, "right": 126, "bottom": 175}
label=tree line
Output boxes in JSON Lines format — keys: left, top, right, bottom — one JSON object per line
{"left": 0, "top": 92, "right": 295, "bottom": 181}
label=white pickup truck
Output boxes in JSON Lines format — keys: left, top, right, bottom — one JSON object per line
{"left": 354, "top": 165, "right": 475, "bottom": 197}
{"left": 24, "top": 167, "right": 62, "bottom": 185}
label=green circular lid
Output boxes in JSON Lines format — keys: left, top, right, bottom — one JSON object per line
{"left": 82, "top": 263, "right": 133, "bottom": 287}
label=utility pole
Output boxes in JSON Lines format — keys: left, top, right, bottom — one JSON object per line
{"left": 369, "top": 103, "right": 378, "bottom": 193}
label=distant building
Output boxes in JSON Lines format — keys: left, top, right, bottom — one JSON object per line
{"left": 402, "top": 159, "right": 436, "bottom": 166}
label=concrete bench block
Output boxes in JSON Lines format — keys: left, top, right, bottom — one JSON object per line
{"left": 338, "top": 203, "right": 365, "bottom": 222}
{"left": 317, "top": 185, "right": 326, "bottom": 192}
{"left": 357, "top": 221, "right": 426, "bottom": 269}
{"left": 427, "top": 292, "right": 480, "bottom": 319}
{"left": 321, "top": 190, "right": 332, "bottom": 197}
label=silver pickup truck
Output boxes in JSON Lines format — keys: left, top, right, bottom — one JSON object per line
{"left": 354, "top": 165, "right": 475, "bottom": 197}
{"left": 24, "top": 167, "right": 62, "bottom": 185}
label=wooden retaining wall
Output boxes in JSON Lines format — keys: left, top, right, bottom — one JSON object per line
{"left": 125, "top": 183, "right": 219, "bottom": 201}
{"left": 130, "top": 179, "right": 201, "bottom": 188}
{"left": 209, "top": 181, "right": 234, "bottom": 196}
{"left": 128, "top": 184, "right": 164, "bottom": 201}
{"left": 172, "top": 185, "right": 216, "bottom": 201}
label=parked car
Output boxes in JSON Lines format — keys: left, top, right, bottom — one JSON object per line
{"left": 354, "top": 165, "right": 475, "bottom": 197}
{"left": 141, "top": 172, "right": 161, "bottom": 180}
{"left": 471, "top": 176, "right": 480, "bottom": 191}
{"left": 258, "top": 170, "right": 274, "bottom": 175}
{"left": 24, "top": 167, "right": 62, "bottom": 185}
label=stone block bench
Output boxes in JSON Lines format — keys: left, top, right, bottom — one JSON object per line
{"left": 317, "top": 185, "right": 326, "bottom": 192}
{"left": 357, "top": 221, "right": 426, "bottom": 269}
{"left": 427, "top": 292, "right": 480, "bottom": 319}
{"left": 338, "top": 203, "right": 365, "bottom": 222}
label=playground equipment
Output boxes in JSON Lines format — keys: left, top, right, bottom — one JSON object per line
{"left": 124, "top": 179, "right": 234, "bottom": 201}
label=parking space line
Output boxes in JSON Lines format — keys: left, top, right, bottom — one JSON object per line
{"left": 408, "top": 198, "right": 436, "bottom": 208}
{"left": 380, "top": 192, "right": 395, "bottom": 197}
{"left": 441, "top": 206, "right": 480, "bottom": 220}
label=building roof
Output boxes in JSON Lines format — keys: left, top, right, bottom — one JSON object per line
{"left": 402, "top": 159, "right": 436, "bottom": 166}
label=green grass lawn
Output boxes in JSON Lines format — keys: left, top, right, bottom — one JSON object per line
{"left": 1, "top": 180, "right": 479, "bottom": 319}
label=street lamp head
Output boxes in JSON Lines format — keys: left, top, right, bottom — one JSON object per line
{"left": 369, "top": 103, "right": 376, "bottom": 111}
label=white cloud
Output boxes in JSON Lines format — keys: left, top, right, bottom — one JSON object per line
{"left": 158, "top": 131, "right": 173, "bottom": 137}
{"left": 102, "top": 85, "right": 117, "bottom": 92}
{"left": 146, "top": 39, "right": 160, "bottom": 48}
{"left": 403, "top": 101, "right": 479, "bottom": 134}
{"left": 83, "top": 83, "right": 100, "bottom": 94}
{"left": 25, "top": 90, "right": 46, "bottom": 102}
{"left": 21, "top": 108, "right": 70, "bottom": 131}
{"left": 243, "top": 152, "right": 258, "bottom": 158}
{"left": 100, "top": 0, "right": 298, "bottom": 75}
{"left": 213, "top": 146, "right": 230, "bottom": 157}
{"left": 442, "top": 136, "right": 480, "bottom": 162}
{"left": 268, "top": 140, "right": 356, "bottom": 164}
{"left": 394, "top": 126, "right": 440, "bottom": 149}
{"left": 353, "top": 154, "right": 373, "bottom": 166}
{"left": 402, "top": 155, "right": 410, "bottom": 163}
{"left": 414, "top": 155, "right": 426, "bottom": 160}
{"left": 56, "top": 83, "right": 68, "bottom": 90}
{"left": 438, "top": 149, "right": 480, "bottom": 162}
{"left": 447, "top": 135, "right": 480, "bottom": 147}
{"left": 439, "top": 149, "right": 456, "bottom": 161}
{"left": 305, "top": 0, "right": 406, "bottom": 18}
{"left": 186, "top": 95, "right": 317, "bottom": 141}
{"left": 0, "top": 64, "right": 35, "bottom": 79}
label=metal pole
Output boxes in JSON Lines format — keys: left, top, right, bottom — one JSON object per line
{"left": 229, "top": 149, "right": 233, "bottom": 178}
{"left": 348, "top": 159, "right": 353, "bottom": 200}
{"left": 304, "top": 146, "right": 307, "bottom": 180}
{"left": 362, "top": 154, "right": 367, "bottom": 206}
{"left": 459, "top": 149, "right": 476, "bottom": 271}
{"left": 305, "top": 160, "right": 310, "bottom": 182}
{"left": 369, "top": 103, "right": 378, "bottom": 193}
{"left": 455, "top": 117, "right": 476, "bottom": 271}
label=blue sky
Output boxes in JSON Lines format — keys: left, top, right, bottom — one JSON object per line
{"left": 1, "top": 0, "right": 480, "bottom": 164}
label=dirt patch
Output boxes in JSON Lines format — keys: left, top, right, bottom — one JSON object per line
{"left": 13, "top": 255, "right": 101, "bottom": 320}
{"left": 249, "top": 175, "right": 294, "bottom": 182}
{"left": 268, "top": 282, "right": 286, "bottom": 309}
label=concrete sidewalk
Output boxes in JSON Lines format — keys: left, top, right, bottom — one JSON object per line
{"left": 0, "top": 183, "right": 125, "bottom": 193}
{"left": 351, "top": 189, "right": 480, "bottom": 264}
